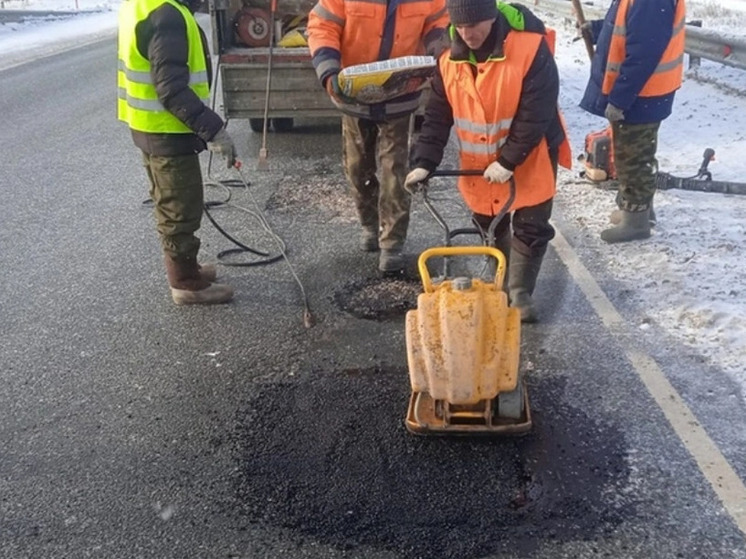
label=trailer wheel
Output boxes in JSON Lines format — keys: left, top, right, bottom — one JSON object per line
{"left": 272, "top": 118, "right": 294, "bottom": 132}
{"left": 249, "top": 119, "right": 264, "bottom": 133}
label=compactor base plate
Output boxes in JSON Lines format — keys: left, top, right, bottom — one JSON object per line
{"left": 405, "top": 388, "right": 532, "bottom": 436}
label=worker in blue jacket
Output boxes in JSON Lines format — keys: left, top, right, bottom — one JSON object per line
{"left": 580, "top": 0, "right": 686, "bottom": 243}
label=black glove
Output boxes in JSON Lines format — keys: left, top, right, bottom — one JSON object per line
{"left": 604, "top": 104, "right": 625, "bottom": 122}
{"left": 207, "top": 129, "right": 236, "bottom": 168}
{"left": 325, "top": 72, "right": 355, "bottom": 104}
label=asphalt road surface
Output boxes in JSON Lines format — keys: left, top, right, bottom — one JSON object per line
{"left": 1, "top": 38, "right": 745, "bottom": 559}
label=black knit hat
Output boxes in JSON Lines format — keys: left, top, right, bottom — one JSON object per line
{"left": 446, "top": 0, "right": 498, "bottom": 25}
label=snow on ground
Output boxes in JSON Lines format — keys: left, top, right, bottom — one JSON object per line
{"left": 0, "top": 0, "right": 119, "bottom": 70}
{"left": 1, "top": 0, "right": 746, "bottom": 399}
{"left": 546, "top": 4, "right": 746, "bottom": 394}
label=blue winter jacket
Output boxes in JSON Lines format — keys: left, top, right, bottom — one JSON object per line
{"left": 579, "top": 0, "right": 679, "bottom": 124}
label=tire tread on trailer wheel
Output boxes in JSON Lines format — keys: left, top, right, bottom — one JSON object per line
{"left": 272, "top": 117, "right": 294, "bottom": 132}
{"left": 249, "top": 118, "right": 264, "bottom": 133}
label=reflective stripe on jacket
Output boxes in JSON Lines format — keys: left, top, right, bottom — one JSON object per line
{"left": 117, "top": 0, "right": 210, "bottom": 133}
{"left": 602, "top": 0, "right": 685, "bottom": 97}
{"left": 439, "top": 32, "right": 566, "bottom": 215}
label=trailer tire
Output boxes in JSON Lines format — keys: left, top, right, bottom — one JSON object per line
{"left": 272, "top": 118, "right": 294, "bottom": 133}
{"left": 249, "top": 119, "right": 264, "bottom": 133}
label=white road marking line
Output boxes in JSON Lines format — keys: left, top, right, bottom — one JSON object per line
{"left": 551, "top": 227, "right": 746, "bottom": 535}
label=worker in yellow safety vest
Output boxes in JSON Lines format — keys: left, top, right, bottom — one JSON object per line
{"left": 118, "top": 0, "right": 236, "bottom": 305}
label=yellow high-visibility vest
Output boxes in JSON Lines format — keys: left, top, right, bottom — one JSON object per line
{"left": 117, "top": 0, "right": 209, "bottom": 133}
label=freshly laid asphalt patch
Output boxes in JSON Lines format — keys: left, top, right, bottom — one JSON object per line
{"left": 231, "top": 369, "right": 630, "bottom": 558}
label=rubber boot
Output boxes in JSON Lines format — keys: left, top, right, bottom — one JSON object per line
{"left": 360, "top": 227, "right": 380, "bottom": 252}
{"left": 379, "top": 249, "right": 405, "bottom": 274}
{"left": 508, "top": 250, "right": 544, "bottom": 323}
{"left": 601, "top": 210, "right": 651, "bottom": 244}
{"left": 164, "top": 256, "right": 234, "bottom": 305}
{"left": 610, "top": 199, "right": 656, "bottom": 227}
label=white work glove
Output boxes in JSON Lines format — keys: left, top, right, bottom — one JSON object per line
{"left": 483, "top": 161, "right": 513, "bottom": 184}
{"left": 207, "top": 128, "right": 237, "bottom": 168}
{"left": 604, "top": 103, "right": 625, "bottom": 122}
{"left": 404, "top": 167, "right": 431, "bottom": 190}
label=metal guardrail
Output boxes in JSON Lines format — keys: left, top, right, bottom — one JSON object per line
{"left": 529, "top": 0, "right": 746, "bottom": 71}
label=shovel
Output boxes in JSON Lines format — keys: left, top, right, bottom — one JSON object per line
{"left": 257, "top": 0, "right": 277, "bottom": 170}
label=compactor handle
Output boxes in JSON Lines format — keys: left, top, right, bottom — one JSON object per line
{"left": 428, "top": 169, "right": 483, "bottom": 177}
{"left": 417, "top": 246, "right": 507, "bottom": 293}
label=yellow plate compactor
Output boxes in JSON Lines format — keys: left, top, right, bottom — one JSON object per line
{"left": 404, "top": 172, "right": 531, "bottom": 435}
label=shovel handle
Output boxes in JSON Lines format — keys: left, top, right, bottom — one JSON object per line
{"left": 571, "top": 0, "right": 596, "bottom": 62}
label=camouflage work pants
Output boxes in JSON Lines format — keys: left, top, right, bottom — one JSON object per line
{"left": 341, "top": 114, "right": 411, "bottom": 251}
{"left": 611, "top": 121, "right": 660, "bottom": 212}
{"left": 142, "top": 152, "right": 204, "bottom": 260}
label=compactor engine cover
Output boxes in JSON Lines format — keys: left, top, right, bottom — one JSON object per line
{"left": 404, "top": 246, "right": 530, "bottom": 435}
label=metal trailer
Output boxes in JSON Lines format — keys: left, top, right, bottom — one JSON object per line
{"left": 207, "top": 0, "right": 337, "bottom": 133}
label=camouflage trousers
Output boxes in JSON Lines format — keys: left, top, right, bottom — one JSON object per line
{"left": 142, "top": 152, "right": 204, "bottom": 260}
{"left": 611, "top": 121, "right": 661, "bottom": 212}
{"left": 341, "top": 114, "right": 411, "bottom": 251}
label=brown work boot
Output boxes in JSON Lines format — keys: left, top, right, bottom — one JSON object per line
{"left": 360, "top": 227, "right": 380, "bottom": 252}
{"left": 198, "top": 263, "right": 218, "bottom": 283}
{"left": 164, "top": 256, "right": 234, "bottom": 305}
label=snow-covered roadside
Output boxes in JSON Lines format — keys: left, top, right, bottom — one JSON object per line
{"left": 547, "top": 10, "right": 746, "bottom": 393}
{"left": 0, "top": 0, "right": 119, "bottom": 71}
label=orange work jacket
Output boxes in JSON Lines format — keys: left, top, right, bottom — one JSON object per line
{"left": 308, "top": 0, "right": 448, "bottom": 69}
{"left": 602, "top": 0, "right": 686, "bottom": 97}
{"left": 439, "top": 32, "right": 570, "bottom": 216}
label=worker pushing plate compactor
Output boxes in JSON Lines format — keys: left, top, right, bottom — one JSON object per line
{"left": 335, "top": 59, "right": 532, "bottom": 435}
{"left": 404, "top": 174, "right": 531, "bottom": 436}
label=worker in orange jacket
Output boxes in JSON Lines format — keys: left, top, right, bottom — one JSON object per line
{"left": 580, "top": 0, "right": 686, "bottom": 243}
{"left": 406, "top": 0, "right": 571, "bottom": 322}
{"left": 307, "top": 0, "right": 448, "bottom": 273}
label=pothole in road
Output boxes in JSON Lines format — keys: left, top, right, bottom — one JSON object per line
{"left": 231, "top": 372, "right": 630, "bottom": 559}
{"left": 333, "top": 277, "right": 422, "bottom": 320}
